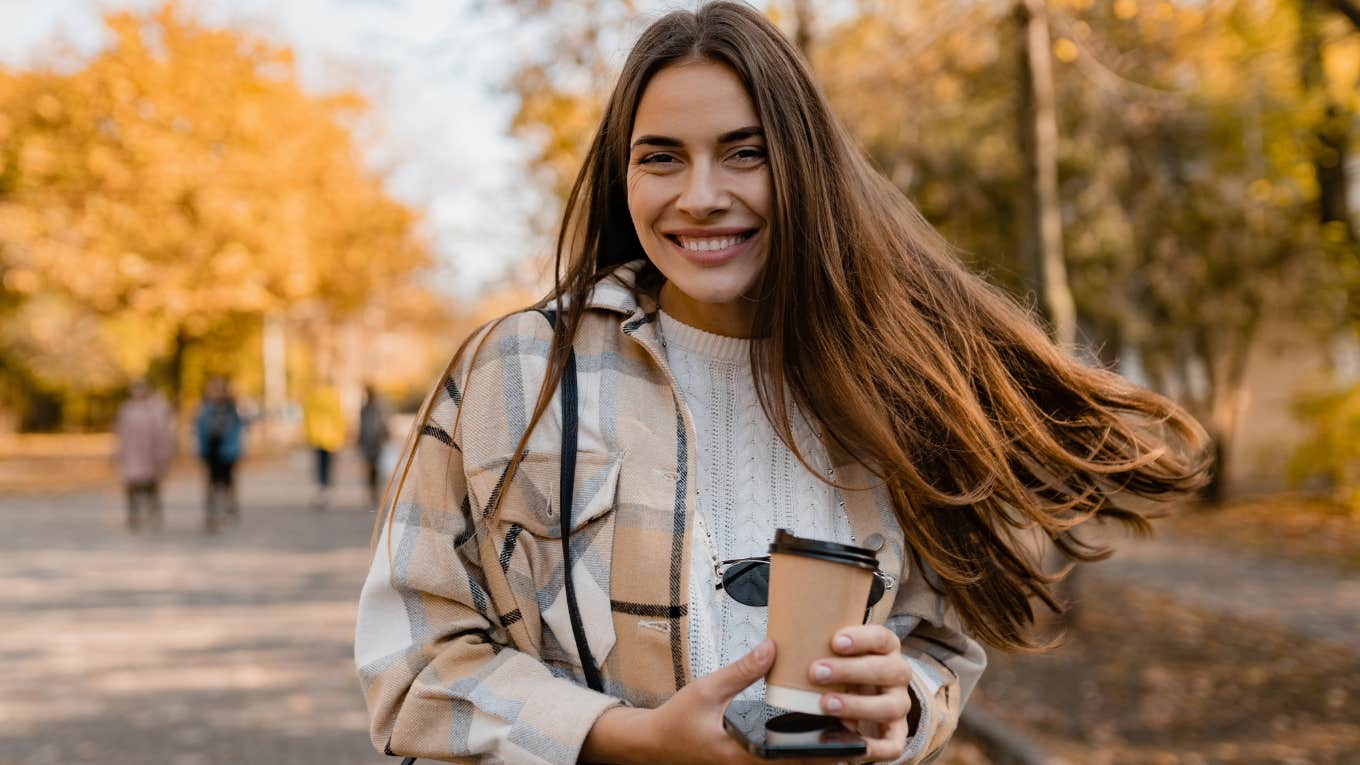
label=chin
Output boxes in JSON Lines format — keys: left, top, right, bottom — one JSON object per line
{"left": 666, "top": 266, "right": 762, "bottom": 303}
{"left": 683, "top": 283, "right": 756, "bottom": 305}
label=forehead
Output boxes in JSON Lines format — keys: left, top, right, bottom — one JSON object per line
{"left": 631, "top": 61, "right": 760, "bottom": 140}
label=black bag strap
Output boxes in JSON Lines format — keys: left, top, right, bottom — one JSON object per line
{"left": 541, "top": 308, "right": 606, "bottom": 693}
{"left": 395, "top": 309, "right": 597, "bottom": 764}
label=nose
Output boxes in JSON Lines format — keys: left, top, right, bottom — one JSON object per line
{"left": 675, "top": 163, "right": 730, "bottom": 219}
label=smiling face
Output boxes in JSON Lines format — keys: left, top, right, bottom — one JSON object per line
{"left": 626, "top": 60, "right": 772, "bottom": 337}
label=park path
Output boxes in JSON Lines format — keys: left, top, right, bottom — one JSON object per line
{"left": 5, "top": 450, "right": 1356, "bottom": 765}
{"left": 0, "top": 453, "right": 383, "bottom": 765}
{"left": 1085, "top": 523, "right": 1360, "bottom": 651}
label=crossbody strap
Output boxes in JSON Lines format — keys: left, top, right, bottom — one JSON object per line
{"left": 542, "top": 308, "right": 605, "bottom": 693}
{"left": 396, "top": 309, "right": 597, "bottom": 765}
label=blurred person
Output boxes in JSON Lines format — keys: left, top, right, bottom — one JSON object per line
{"left": 303, "top": 380, "right": 345, "bottom": 511}
{"left": 356, "top": 384, "right": 390, "bottom": 507}
{"left": 113, "top": 379, "right": 176, "bottom": 531}
{"left": 195, "top": 377, "right": 244, "bottom": 533}
{"left": 355, "top": 4, "right": 1210, "bottom": 765}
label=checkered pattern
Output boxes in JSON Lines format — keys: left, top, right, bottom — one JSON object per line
{"left": 354, "top": 261, "right": 985, "bottom": 764}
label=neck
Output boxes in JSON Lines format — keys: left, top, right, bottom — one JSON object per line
{"left": 658, "top": 281, "right": 756, "bottom": 338}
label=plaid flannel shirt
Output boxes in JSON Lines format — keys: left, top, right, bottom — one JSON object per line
{"left": 355, "top": 260, "right": 987, "bottom": 764}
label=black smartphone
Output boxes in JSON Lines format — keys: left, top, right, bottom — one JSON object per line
{"left": 722, "top": 701, "right": 867, "bottom": 759}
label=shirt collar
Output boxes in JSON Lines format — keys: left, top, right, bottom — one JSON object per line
{"left": 549, "top": 259, "right": 658, "bottom": 318}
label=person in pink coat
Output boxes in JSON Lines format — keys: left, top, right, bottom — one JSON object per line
{"left": 114, "top": 379, "right": 177, "bottom": 531}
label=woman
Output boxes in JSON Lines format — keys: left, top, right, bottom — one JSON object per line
{"left": 114, "top": 379, "right": 177, "bottom": 532}
{"left": 304, "top": 380, "right": 346, "bottom": 511}
{"left": 355, "top": 4, "right": 1207, "bottom": 764}
{"left": 357, "top": 385, "right": 392, "bottom": 507}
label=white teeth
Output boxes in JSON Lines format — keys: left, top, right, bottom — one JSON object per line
{"left": 675, "top": 234, "right": 747, "bottom": 252}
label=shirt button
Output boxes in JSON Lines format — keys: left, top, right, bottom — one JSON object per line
{"left": 863, "top": 533, "right": 885, "bottom": 551}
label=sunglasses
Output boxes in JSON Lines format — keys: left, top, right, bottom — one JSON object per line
{"left": 714, "top": 556, "right": 897, "bottom": 608}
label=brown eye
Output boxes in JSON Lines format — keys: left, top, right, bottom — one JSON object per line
{"left": 729, "top": 147, "right": 767, "bottom": 163}
{"left": 639, "top": 152, "right": 680, "bottom": 165}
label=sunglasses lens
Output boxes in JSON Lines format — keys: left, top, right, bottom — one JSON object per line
{"left": 868, "top": 576, "right": 885, "bottom": 608}
{"left": 722, "top": 560, "right": 770, "bottom": 607}
{"left": 721, "top": 560, "right": 887, "bottom": 610}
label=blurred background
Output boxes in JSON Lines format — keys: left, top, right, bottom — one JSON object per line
{"left": 0, "top": 1, "right": 1356, "bottom": 763}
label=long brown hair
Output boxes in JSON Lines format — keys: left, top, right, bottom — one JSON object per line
{"left": 387, "top": 1, "right": 1208, "bottom": 652}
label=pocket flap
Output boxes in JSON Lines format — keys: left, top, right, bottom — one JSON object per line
{"left": 465, "top": 450, "right": 621, "bottom": 537}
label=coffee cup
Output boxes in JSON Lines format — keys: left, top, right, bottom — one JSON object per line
{"left": 763, "top": 528, "right": 878, "bottom": 714}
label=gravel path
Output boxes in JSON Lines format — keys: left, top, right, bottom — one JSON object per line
{"left": 1087, "top": 525, "right": 1360, "bottom": 651}
{"left": 0, "top": 453, "right": 383, "bottom": 765}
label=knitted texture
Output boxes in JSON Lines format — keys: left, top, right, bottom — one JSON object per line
{"left": 656, "top": 310, "right": 854, "bottom": 700}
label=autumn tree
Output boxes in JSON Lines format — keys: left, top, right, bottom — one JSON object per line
{"left": 0, "top": 2, "right": 431, "bottom": 424}
{"left": 1015, "top": 0, "right": 1078, "bottom": 348}
{"left": 819, "top": 0, "right": 1348, "bottom": 503}
{"left": 503, "top": 0, "right": 1354, "bottom": 501}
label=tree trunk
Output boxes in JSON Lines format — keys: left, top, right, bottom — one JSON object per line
{"left": 1193, "top": 312, "right": 1259, "bottom": 506}
{"left": 1301, "top": 0, "right": 1356, "bottom": 242}
{"left": 791, "top": 0, "right": 814, "bottom": 63}
{"left": 168, "top": 325, "right": 191, "bottom": 414}
{"left": 1201, "top": 369, "right": 1248, "bottom": 507}
{"left": 1015, "top": 0, "right": 1077, "bottom": 349}
{"left": 1089, "top": 317, "right": 1124, "bottom": 371}
{"left": 1317, "top": 103, "right": 1354, "bottom": 239}
{"left": 1202, "top": 437, "right": 1230, "bottom": 505}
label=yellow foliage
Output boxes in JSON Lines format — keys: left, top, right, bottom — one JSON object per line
{"left": 1324, "top": 36, "right": 1360, "bottom": 101}
{"left": 0, "top": 1, "right": 433, "bottom": 397}
{"left": 1053, "top": 37, "right": 1079, "bottom": 63}
{"left": 1290, "top": 382, "right": 1360, "bottom": 512}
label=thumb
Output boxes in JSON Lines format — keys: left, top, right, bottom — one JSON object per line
{"left": 699, "top": 639, "right": 775, "bottom": 702}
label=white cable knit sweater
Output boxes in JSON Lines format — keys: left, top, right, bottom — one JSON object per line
{"left": 656, "top": 310, "right": 855, "bottom": 698}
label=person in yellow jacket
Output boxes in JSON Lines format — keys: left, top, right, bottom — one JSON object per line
{"left": 303, "top": 382, "right": 346, "bottom": 510}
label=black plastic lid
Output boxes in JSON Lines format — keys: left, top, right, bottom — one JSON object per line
{"left": 768, "top": 528, "right": 878, "bottom": 571}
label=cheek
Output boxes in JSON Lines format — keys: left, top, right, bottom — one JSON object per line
{"left": 626, "top": 176, "right": 665, "bottom": 236}
{"left": 739, "top": 171, "right": 773, "bottom": 221}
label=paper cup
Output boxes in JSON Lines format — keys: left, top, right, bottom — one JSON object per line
{"left": 763, "top": 529, "right": 878, "bottom": 714}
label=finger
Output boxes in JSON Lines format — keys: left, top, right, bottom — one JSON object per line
{"left": 820, "top": 685, "right": 912, "bottom": 724}
{"left": 809, "top": 654, "right": 911, "bottom": 688}
{"left": 853, "top": 711, "right": 882, "bottom": 744}
{"left": 830, "top": 624, "right": 901, "bottom": 656}
{"left": 698, "top": 639, "right": 775, "bottom": 702}
{"left": 859, "top": 715, "right": 910, "bottom": 763}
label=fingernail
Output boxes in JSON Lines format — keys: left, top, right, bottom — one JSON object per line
{"left": 833, "top": 635, "right": 852, "bottom": 652}
{"left": 824, "top": 695, "right": 843, "bottom": 713}
{"left": 813, "top": 663, "right": 832, "bottom": 682}
{"left": 753, "top": 640, "right": 772, "bottom": 661}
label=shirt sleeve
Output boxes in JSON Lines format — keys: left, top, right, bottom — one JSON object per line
{"left": 880, "top": 556, "right": 988, "bottom": 765}
{"left": 891, "top": 615, "right": 987, "bottom": 764}
{"left": 354, "top": 363, "right": 621, "bottom": 764}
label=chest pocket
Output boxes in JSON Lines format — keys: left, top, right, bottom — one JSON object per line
{"left": 465, "top": 450, "right": 621, "bottom": 671}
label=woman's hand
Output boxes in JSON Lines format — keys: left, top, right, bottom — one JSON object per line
{"left": 808, "top": 624, "right": 914, "bottom": 762}
{"left": 583, "top": 640, "right": 844, "bottom": 765}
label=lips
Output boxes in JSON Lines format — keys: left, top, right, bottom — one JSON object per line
{"left": 662, "top": 228, "right": 758, "bottom": 266}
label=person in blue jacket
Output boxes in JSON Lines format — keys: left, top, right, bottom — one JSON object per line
{"left": 195, "top": 376, "right": 244, "bottom": 532}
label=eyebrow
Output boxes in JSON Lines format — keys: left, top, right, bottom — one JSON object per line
{"left": 630, "top": 126, "right": 764, "bottom": 151}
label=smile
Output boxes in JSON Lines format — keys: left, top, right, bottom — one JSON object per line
{"left": 662, "top": 229, "right": 758, "bottom": 266}
{"left": 668, "top": 231, "right": 755, "bottom": 251}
